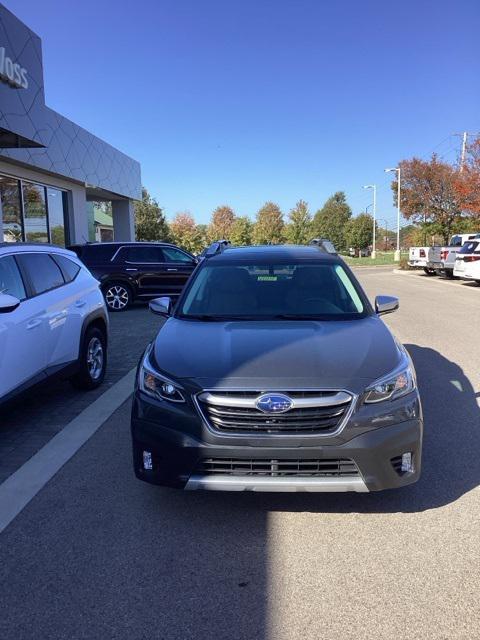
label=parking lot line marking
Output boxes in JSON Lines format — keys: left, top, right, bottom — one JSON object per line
{"left": 0, "top": 368, "right": 136, "bottom": 534}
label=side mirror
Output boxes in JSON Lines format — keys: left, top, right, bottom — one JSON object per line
{"left": 375, "top": 295, "right": 399, "bottom": 316}
{"left": 0, "top": 293, "right": 21, "bottom": 313}
{"left": 149, "top": 296, "right": 172, "bottom": 317}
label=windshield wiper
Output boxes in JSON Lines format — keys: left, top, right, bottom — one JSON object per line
{"left": 271, "top": 314, "right": 332, "bottom": 320}
{"left": 179, "top": 314, "right": 257, "bottom": 321}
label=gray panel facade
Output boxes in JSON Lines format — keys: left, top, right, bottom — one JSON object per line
{"left": 0, "top": 3, "right": 141, "bottom": 201}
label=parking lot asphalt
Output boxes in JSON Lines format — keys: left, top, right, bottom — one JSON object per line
{"left": 0, "top": 304, "right": 161, "bottom": 484}
{"left": 0, "top": 269, "right": 479, "bottom": 639}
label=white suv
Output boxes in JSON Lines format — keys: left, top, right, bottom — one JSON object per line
{"left": 0, "top": 243, "right": 109, "bottom": 404}
{"left": 453, "top": 238, "right": 480, "bottom": 284}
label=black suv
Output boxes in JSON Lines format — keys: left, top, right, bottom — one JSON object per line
{"left": 131, "top": 241, "right": 423, "bottom": 493}
{"left": 69, "top": 242, "right": 198, "bottom": 311}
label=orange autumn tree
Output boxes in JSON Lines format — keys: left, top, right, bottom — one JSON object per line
{"left": 455, "top": 136, "right": 480, "bottom": 219}
{"left": 390, "top": 155, "right": 464, "bottom": 244}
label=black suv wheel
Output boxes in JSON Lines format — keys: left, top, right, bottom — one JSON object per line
{"left": 104, "top": 282, "right": 132, "bottom": 312}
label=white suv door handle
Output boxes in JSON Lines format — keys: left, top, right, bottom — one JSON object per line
{"left": 27, "top": 318, "right": 42, "bottom": 330}
{"left": 75, "top": 300, "right": 87, "bottom": 308}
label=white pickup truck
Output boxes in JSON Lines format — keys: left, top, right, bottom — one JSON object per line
{"left": 408, "top": 233, "right": 480, "bottom": 277}
{"left": 408, "top": 245, "right": 441, "bottom": 275}
{"left": 432, "top": 233, "right": 480, "bottom": 278}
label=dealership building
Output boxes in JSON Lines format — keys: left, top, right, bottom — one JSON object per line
{"left": 0, "top": 3, "right": 141, "bottom": 246}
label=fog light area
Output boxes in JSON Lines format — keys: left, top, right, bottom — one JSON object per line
{"left": 401, "top": 452, "right": 413, "bottom": 473}
{"left": 143, "top": 451, "right": 153, "bottom": 470}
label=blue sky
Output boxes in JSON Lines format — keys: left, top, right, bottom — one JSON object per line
{"left": 8, "top": 0, "right": 480, "bottom": 226}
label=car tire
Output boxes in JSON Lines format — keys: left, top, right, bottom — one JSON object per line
{"left": 70, "top": 326, "right": 107, "bottom": 390}
{"left": 444, "top": 269, "right": 454, "bottom": 279}
{"left": 423, "top": 268, "right": 436, "bottom": 276}
{"left": 103, "top": 282, "right": 132, "bottom": 312}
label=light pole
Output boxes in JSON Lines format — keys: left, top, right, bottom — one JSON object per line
{"left": 363, "top": 184, "right": 376, "bottom": 259}
{"left": 384, "top": 167, "right": 401, "bottom": 261}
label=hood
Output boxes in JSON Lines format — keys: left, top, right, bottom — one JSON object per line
{"left": 152, "top": 317, "right": 402, "bottom": 394}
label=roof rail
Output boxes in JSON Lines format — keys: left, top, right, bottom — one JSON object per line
{"left": 203, "top": 239, "right": 231, "bottom": 258}
{"left": 309, "top": 238, "right": 337, "bottom": 254}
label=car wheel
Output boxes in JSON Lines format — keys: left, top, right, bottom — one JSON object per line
{"left": 104, "top": 282, "right": 131, "bottom": 312}
{"left": 70, "top": 326, "right": 107, "bottom": 390}
{"left": 423, "top": 268, "right": 436, "bottom": 276}
{"left": 444, "top": 269, "right": 454, "bottom": 279}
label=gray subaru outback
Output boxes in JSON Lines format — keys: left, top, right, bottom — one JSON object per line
{"left": 131, "top": 242, "right": 422, "bottom": 492}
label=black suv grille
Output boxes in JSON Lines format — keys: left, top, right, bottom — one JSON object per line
{"left": 197, "top": 458, "right": 359, "bottom": 477}
{"left": 197, "top": 390, "right": 353, "bottom": 434}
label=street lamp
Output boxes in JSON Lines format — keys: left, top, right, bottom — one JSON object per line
{"left": 363, "top": 184, "right": 376, "bottom": 259}
{"left": 384, "top": 167, "right": 401, "bottom": 262}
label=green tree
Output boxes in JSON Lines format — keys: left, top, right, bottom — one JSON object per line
{"left": 230, "top": 216, "right": 253, "bottom": 245}
{"left": 313, "top": 192, "right": 352, "bottom": 252}
{"left": 253, "top": 201, "right": 284, "bottom": 245}
{"left": 345, "top": 213, "right": 374, "bottom": 250}
{"left": 285, "top": 199, "right": 312, "bottom": 244}
{"left": 169, "top": 211, "right": 204, "bottom": 254}
{"left": 135, "top": 187, "right": 171, "bottom": 242}
{"left": 207, "top": 205, "right": 236, "bottom": 241}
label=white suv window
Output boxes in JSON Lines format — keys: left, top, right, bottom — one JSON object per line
{"left": 18, "top": 253, "right": 65, "bottom": 295}
{"left": 0, "top": 255, "right": 26, "bottom": 300}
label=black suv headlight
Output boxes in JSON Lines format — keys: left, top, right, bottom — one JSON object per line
{"left": 364, "top": 359, "right": 416, "bottom": 404}
{"left": 139, "top": 350, "right": 185, "bottom": 403}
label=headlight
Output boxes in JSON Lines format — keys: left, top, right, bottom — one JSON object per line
{"left": 364, "top": 361, "right": 416, "bottom": 404}
{"left": 139, "top": 350, "right": 185, "bottom": 403}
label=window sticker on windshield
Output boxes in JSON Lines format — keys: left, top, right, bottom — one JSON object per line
{"left": 257, "top": 275, "right": 277, "bottom": 281}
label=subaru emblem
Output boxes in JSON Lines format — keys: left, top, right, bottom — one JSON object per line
{"left": 256, "top": 393, "right": 293, "bottom": 414}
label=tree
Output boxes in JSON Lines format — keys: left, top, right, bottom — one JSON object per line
{"left": 313, "top": 192, "right": 352, "bottom": 252}
{"left": 169, "top": 212, "right": 204, "bottom": 254}
{"left": 455, "top": 136, "right": 480, "bottom": 218}
{"left": 345, "top": 213, "right": 374, "bottom": 250}
{"left": 135, "top": 187, "right": 171, "bottom": 242}
{"left": 230, "top": 216, "right": 253, "bottom": 246}
{"left": 391, "top": 155, "right": 464, "bottom": 244}
{"left": 207, "top": 205, "right": 236, "bottom": 241}
{"left": 285, "top": 199, "right": 312, "bottom": 244}
{"left": 252, "top": 201, "right": 284, "bottom": 245}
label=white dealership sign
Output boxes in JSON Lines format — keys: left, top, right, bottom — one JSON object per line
{"left": 0, "top": 46, "right": 28, "bottom": 89}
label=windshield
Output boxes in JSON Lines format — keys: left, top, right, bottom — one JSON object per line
{"left": 177, "top": 262, "right": 369, "bottom": 320}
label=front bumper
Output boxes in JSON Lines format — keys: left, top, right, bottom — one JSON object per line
{"left": 131, "top": 392, "right": 423, "bottom": 492}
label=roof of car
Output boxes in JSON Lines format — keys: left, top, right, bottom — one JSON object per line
{"left": 69, "top": 241, "right": 179, "bottom": 248}
{"left": 207, "top": 244, "right": 341, "bottom": 263}
{"left": 0, "top": 242, "right": 74, "bottom": 255}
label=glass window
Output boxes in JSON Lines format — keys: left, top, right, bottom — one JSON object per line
{"left": 0, "top": 256, "right": 26, "bottom": 300}
{"left": 126, "top": 246, "right": 165, "bottom": 263}
{"left": 23, "top": 182, "right": 48, "bottom": 243}
{"left": 162, "top": 247, "right": 194, "bottom": 263}
{"left": 459, "top": 241, "right": 479, "bottom": 254}
{"left": 52, "top": 254, "right": 81, "bottom": 283}
{"left": 179, "top": 262, "right": 367, "bottom": 320}
{"left": 47, "top": 187, "right": 67, "bottom": 246}
{"left": 17, "top": 253, "right": 64, "bottom": 295}
{"left": 0, "top": 176, "right": 22, "bottom": 242}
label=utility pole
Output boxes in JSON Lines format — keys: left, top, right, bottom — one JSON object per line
{"left": 460, "top": 131, "right": 468, "bottom": 172}
{"left": 453, "top": 131, "right": 479, "bottom": 172}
